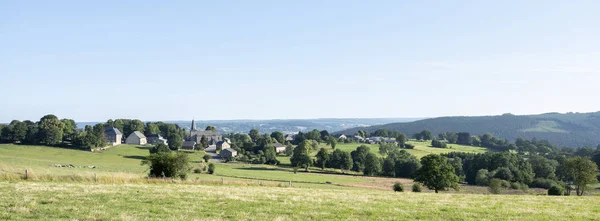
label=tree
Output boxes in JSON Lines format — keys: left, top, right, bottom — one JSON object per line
{"left": 326, "top": 136, "right": 337, "bottom": 149}
{"left": 414, "top": 130, "right": 433, "bottom": 140}
{"left": 270, "top": 131, "right": 285, "bottom": 143}
{"left": 263, "top": 144, "right": 278, "bottom": 165}
{"left": 60, "top": 119, "right": 77, "bottom": 141}
{"left": 327, "top": 149, "right": 353, "bottom": 172}
{"left": 284, "top": 144, "right": 294, "bottom": 156}
{"left": 142, "top": 152, "right": 190, "bottom": 178}
{"left": 200, "top": 135, "right": 208, "bottom": 148}
{"left": 565, "top": 157, "right": 599, "bottom": 196}
{"left": 145, "top": 123, "right": 160, "bottom": 136}
{"left": 382, "top": 157, "right": 395, "bottom": 177}
{"left": 363, "top": 153, "right": 381, "bottom": 176}
{"left": 203, "top": 154, "right": 211, "bottom": 163}
{"left": 431, "top": 139, "right": 447, "bottom": 148}
{"left": 249, "top": 129, "right": 260, "bottom": 142}
{"left": 414, "top": 154, "right": 460, "bottom": 193}
{"left": 475, "top": 169, "right": 490, "bottom": 186}
{"left": 208, "top": 163, "right": 216, "bottom": 174}
{"left": 149, "top": 143, "right": 171, "bottom": 154}
{"left": 320, "top": 130, "right": 330, "bottom": 141}
{"left": 205, "top": 126, "right": 217, "bottom": 132}
{"left": 351, "top": 145, "right": 371, "bottom": 172}
{"left": 457, "top": 132, "right": 472, "bottom": 145}
{"left": 396, "top": 133, "right": 407, "bottom": 146}
{"left": 315, "top": 148, "right": 329, "bottom": 170}
{"left": 290, "top": 140, "right": 312, "bottom": 171}
{"left": 38, "top": 114, "right": 65, "bottom": 146}
{"left": 167, "top": 133, "right": 183, "bottom": 150}
{"left": 129, "top": 119, "right": 145, "bottom": 134}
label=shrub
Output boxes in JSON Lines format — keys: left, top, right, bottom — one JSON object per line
{"left": 488, "top": 179, "right": 505, "bottom": 194}
{"left": 475, "top": 169, "right": 490, "bottom": 186}
{"left": 412, "top": 183, "right": 422, "bottom": 192}
{"left": 208, "top": 163, "right": 215, "bottom": 174}
{"left": 393, "top": 182, "right": 404, "bottom": 192}
{"left": 531, "top": 178, "right": 559, "bottom": 189}
{"left": 548, "top": 185, "right": 565, "bottom": 196}
{"left": 193, "top": 168, "right": 202, "bottom": 174}
{"left": 404, "top": 144, "right": 415, "bottom": 149}
{"left": 142, "top": 152, "right": 190, "bottom": 178}
{"left": 492, "top": 167, "right": 513, "bottom": 181}
{"left": 203, "top": 155, "right": 211, "bottom": 163}
{"left": 510, "top": 182, "right": 521, "bottom": 190}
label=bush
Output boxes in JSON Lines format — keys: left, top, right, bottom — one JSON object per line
{"left": 475, "top": 169, "right": 490, "bottom": 186}
{"left": 203, "top": 155, "right": 211, "bottom": 163}
{"left": 208, "top": 163, "right": 215, "bottom": 174}
{"left": 548, "top": 185, "right": 565, "bottom": 196}
{"left": 393, "top": 182, "right": 404, "bottom": 192}
{"left": 404, "top": 144, "right": 415, "bottom": 149}
{"left": 531, "top": 178, "right": 559, "bottom": 189}
{"left": 488, "top": 179, "right": 505, "bottom": 194}
{"left": 142, "top": 152, "right": 190, "bottom": 178}
{"left": 193, "top": 168, "right": 202, "bottom": 174}
{"left": 412, "top": 183, "right": 422, "bottom": 192}
{"left": 492, "top": 167, "right": 513, "bottom": 181}
{"left": 510, "top": 182, "right": 521, "bottom": 190}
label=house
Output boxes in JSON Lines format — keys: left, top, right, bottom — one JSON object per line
{"left": 187, "top": 119, "right": 222, "bottom": 145}
{"left": 182, "top": 140, "right": 197, "bottom": 150}
{"left": 147, "top": 134, "right": 167, "bottom": 145}
{"left": 353, "top": 135, "right": 365, "bottom": 142}
{"left": 273, "top": 142, "right": 286, "bottom": 153}
{"left": 217, "top": 140, "right": 230, "bottom": 150}
{"left": 221, "top": 148, "right": 238, "bottom": 158}
{"left": 104, "top": 127, "right": 122, "bottom": 146}
{"left": 338, "top": 134, "right": 347, "bottom": 140}
{"left": 284, "top": 134, "right": 295, "bottom": 142}
{"left": 125, "top": 131, "right": 147, "bottom": 145}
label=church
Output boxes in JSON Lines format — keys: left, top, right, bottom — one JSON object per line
{"left": 187, "top": 119, "right": 222, "bottom": 145}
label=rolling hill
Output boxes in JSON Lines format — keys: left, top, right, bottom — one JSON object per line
{"left": 337, "top": 112, "right": 600, "bottom": 147}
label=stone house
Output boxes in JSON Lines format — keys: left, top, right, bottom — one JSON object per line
{"left": 221, "top": 148, "right": 238, "bottom": 158}
{"left": 126, "top": 131, "right": 147, "bottom": 145}
{"left": 217, "top": 140, "right": 230, "bottom": 150}
{"left": 182, "top": 140, "right": 197, "bottom": 150}
{"left": 104, "top": 127, "right": 122, "bottom": 146}
{"left": 273, "top": 143, "right": 286, "bottom": 153}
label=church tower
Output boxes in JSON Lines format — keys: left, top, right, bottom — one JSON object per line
{"left": 191, "top": 119, "right": 197, "bottom": 131}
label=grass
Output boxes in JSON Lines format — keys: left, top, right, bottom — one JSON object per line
{"left": 334, "top": 141, "right": 487, "bottom": 158}
{"left": 1, "top": 181, "right": 599, "bottom": 220}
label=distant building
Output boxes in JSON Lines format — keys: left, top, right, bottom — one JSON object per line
{"left": 187, "top": 119, "right": 222, "bottom": 145}
{"left": 338, "top": 135, "right": 347, "bottom": 140}
{"left": 217, "top": 140, "right": 230, "bottom": 150}
{"left": 126, "top": 131, "right": 147, "bottom": 145}
{"left": 182, "top": 140, "right": 197, "bottom": 150}
{"left": 285, "top": 134, "right": 295, "bottom": 142}
{"left": 221, "top": 148, "right": 238, "bottom": 158}
{"left": 147, "top": 134, "right": 167, "bottom": 145}
{"left": 354, "top": 135, "right": 365, "bottom": 142}
{"left": 104, "top": 127, "right": 122, "bottom": 146}
{"left": 273, "top": 143, "right": 286, "bottom": 153}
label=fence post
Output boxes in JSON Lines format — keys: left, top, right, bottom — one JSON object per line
{"left": 25, "top": 169, "right": 28, "bottom": 180}
{"left": 221, "top": 178, "right": 224, "bottom": 184}
{"left": 289, "top": 181, "right": 292, "bottom": 187}
{"left": 94, "top": 173, "right": 97, "bottom": 183}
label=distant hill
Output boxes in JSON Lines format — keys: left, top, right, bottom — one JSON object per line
{"left": 336, "top": 112, "right": 600, "bottom": 147}
{"left": 77, "top": 118, "right": 421, "bottom": 135}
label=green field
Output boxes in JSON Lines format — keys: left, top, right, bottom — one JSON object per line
{"left": 1, "top": 181, "right": 599, "bottom": 220}
{"left": 334, "top": 141, "right": 487, "bottom": 158}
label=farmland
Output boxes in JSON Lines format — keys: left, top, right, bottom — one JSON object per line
{"left": 1, "top": 181, "right": 599, "bottom": 220}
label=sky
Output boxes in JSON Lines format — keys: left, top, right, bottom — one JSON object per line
{"left": 1, "top": 0, "right": 599, "bottom": 122}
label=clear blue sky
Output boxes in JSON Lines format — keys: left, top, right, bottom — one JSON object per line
{"left": 1, "top": 0, "right": 599, "bottom": 122}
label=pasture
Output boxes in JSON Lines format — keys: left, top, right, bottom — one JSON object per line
{"left": 1, "top": 181, "right": 599, "bottom": 220}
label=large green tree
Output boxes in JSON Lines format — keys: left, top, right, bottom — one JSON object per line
{"left": 315, "top": 148, "right": 329, "bottom": 170}
{"left": 290, "top": 140, "right": 312, "bottom": 171}
{"left": 38, "top": 115, "right": 65, "bottom": 146}
{"left": 565, "top": 157, "right": 599, "bottom": 196}
{"left": 415, "top": 154, "right": 460, "bottom": 193}
{"left": 327, "top": 149, "right": 353, "bottom": 172}
{"left": 205, "top": 126, "right": 217, "bottom": 132}
{"left": 351, "top": 145, "right": 371, "bottom": 172}
{"left": 249, "top": 129, "right": 260, "bottom": 142}
{"left": 363, "top": 153, "right": 381, "bottom": 176}
{"left": 270, "top": 131, "right": 285, "bottom": 143}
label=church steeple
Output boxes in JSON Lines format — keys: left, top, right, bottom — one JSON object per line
{"left": 191, "top": 119, "right": 197, "bottom": 131}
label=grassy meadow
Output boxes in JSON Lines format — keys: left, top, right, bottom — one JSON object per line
{"left": 334, "top": 141, "right": 487, "bottom": 158}
{"left": 2, "top": 181, "right": 599, "bottom": 220}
